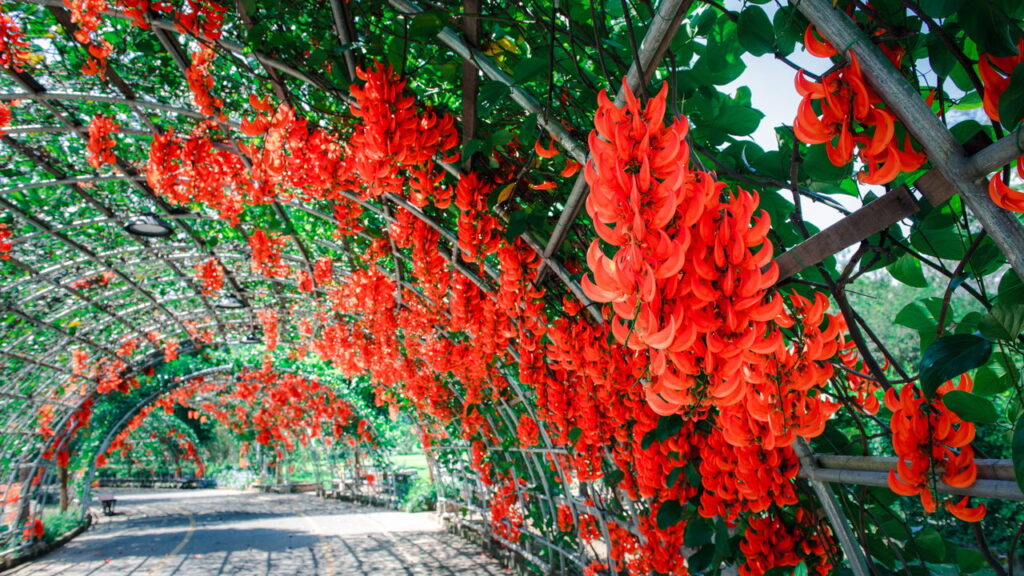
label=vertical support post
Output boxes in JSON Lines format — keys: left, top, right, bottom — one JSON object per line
{"left": 794, "top": 439, "right": 870, "bottom": 576}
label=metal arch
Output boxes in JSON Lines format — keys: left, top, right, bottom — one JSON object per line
{"left": 0, "top": 92, "right": 238, "bottom": 126}
{"left": 2, "top": 66, "right": 234, "bottom": 344}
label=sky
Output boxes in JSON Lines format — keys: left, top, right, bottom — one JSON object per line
{"left": 720, "top": 1, "right": 864, "bottom": 229}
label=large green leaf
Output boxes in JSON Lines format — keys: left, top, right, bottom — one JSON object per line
{"left": 915, "top": 527, "right": 946, "bottom": 563}
{"left": 895, "top": 298, "right": 942, "bottom": 332}
{"left": 919, "top": 334, "right": 992, "bottom": 398}
{"left": 712, "top": 104, "right": 765, "bottom": 136}
{"left": 656, "top": 500, "right": 684, "bottom": 530}
{"left": 1000, "top": 64, "right": 1024, "bottom": 129}
{"left": 942, "top": 390, "right": 998, "bottom": 424}
{"left": 960, "top": 1, "right": 1018, "bottom": 57}
{"left": 888, "top": 254, "right": 928, "bottom": 288}
{"left": 973, "top": 363, "right": 1014, "bottom": 396}
{"left": 684, "top": 516, "right": 714, "bottom": 548}
{"left": 979, "top": 302, "right": 1024, "bottom": 340}
{"left": 737, "top": 6, "right": 774, "bottom": 56}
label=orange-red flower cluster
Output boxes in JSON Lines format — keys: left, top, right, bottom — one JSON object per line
{"left": 185, "top": 45, "right": 222, "bottom": 117}
{"left": 794, "top": 25, "right": 925, "bottom": 184}
{"left": 195, "top": 257, "right": 223, "bottom": 296}
{"left": 87, "top": 115, "right": 118, "bottom": 169}
{"left": 64, "top": 0, "right": 111, "bottom": 78}
{"left": 257, "top": 308, "right": 279, "bottom": 352}
{"left": 581, "top": 80, "right": 843, "bottom": 454}
{"left": 988, "top": 158, "right": 1024, "bottom": 213}
{"left": 886, "top": 376, "right": 986, "bottom": 521}
{"left": 0, "top": 222, "right": 11, "bottom": 260}
{"left": 176, "top": 0, "right": 227, "bottom": 40}
{"left": 739, "top": 510, "right": 835, "bottom": 576}
{"left": 248, "top": 229, "right": 289, "bottom": 278}
{"left": 0, "top": 10, "right": 30, "bottom": 71}
{"left": 346, "top": 63, "right": 458, "bottom": 204}
{"left": 978, "top": 39, "right": 1024, "bottom": 124}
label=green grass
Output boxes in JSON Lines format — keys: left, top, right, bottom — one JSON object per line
{"left": 391, "top": 453, "right": 429, "bottom": 476}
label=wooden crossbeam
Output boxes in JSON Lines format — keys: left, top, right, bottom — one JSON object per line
{"left": 774, "top": 133, "right": 992, "bottom": 282}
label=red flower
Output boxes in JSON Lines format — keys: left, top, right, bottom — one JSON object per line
{"left": 886, "top": 375, "right": 982, "bottom": 520}
{"left": 0, "top": 10, "right": 31, "bottom": 71}
{"left": 185, "top": 45, "right": 222, "bottom": 117}
{"left": 248, "top": 229, "right": 289, "bottom": 278}
{"left": 195, "top": 258, "right": 224, "bottom": 296}
{"left": 257, "top": 309, "right": 279, "bottom": 352}
{"left": 0, "top": 221, "right": 12, "bottom": 260}
{"left": 87, "top": 115, "right": 118, "bottom": 169}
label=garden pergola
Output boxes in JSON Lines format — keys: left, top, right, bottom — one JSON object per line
{"left": 1, "top": 0, "right": 1023, "bottom": 574}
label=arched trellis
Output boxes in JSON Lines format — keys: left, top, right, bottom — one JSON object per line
{"left": 1, "top": 0, "right": 1023, "bottom": 574}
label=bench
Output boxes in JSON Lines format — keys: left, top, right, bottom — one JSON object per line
{"left": 100, "top": 497, "right": 116, "bottom": 516}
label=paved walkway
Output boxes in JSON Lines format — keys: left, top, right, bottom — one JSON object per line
{"left": 8, "top": 489, "right": 507, "bottom": 576}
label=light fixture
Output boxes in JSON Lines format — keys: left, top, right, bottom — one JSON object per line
{"left": 215, "top": 294, "right": 247, "bottom": 309}
{"left": 124, "top": 213, "right": 174, "bottom": 237}
{"left": 242, "top": 329, "right": 262, "bottom": 344}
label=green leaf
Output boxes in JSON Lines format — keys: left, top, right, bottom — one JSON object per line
{"left": 656, "top": 500, "right": 684, "bottom": 530}
{"left": 919, "top": 334, "right": 992, "bottom": 398}
{"left": 409, "top": 11, "right": 446, "bottom": 39}
{"left": 973, "top": 363, "right": 1013, "bottom": 396}
{"left": 895, "top": 298, "right": 941, "bottom": 332}
{"left": 959, "top": 2, "right": 1017, "bottom": 57}
{"left": 712, "top": 104, "right": 765, "bottom": 136}
{"left": 915, "top": 527, "right": 946, "bottom": 563}
{"left": 888, "top": 254, "right": 928, "bottom": 288}
{"left": 513, "top": 56, "right": 548, "bottom": 84}
{"left": 999, "top": 64, "right": 1024, "bottom": 129}
{"left": 978, "top": 302, "right": 1024, "bottom": 340}
{"left": 684, "top": 516, "right": 714, "bottom": 548}
{"left": 714, "top": 517, "right": 731, "bottom": 559}
{"left": 927, "top": 35, "right": 956, "bottom": 78}
{"left": 955, "top": 547, "right": 986, "bottom": 573}
{"left": 999, "top": 269, "right": 1024, "bottom": 306}
{"left": 641, "top": 414, "right": 685, "bottom": 449}
{"left": 666, "top": 466, "right": 686, "bottom": 488}
{"left": 920, "top": 0, "right": 964, "bottom": 17}
{"left": 772, "top": 7, "right": 803, "bottom": 56}
{"left": 504, "top": 210, "right": 529, "bottom": 241}
{"left": 687, "top": 545, "right": 715, "bottom": 572}
{"left": 603, "top": 468, "right": 625, "bottom": 489}
{"left": 1014, "top": 414, "right": 1024, "bottom": 498}
{"left": 737, "top": 6, "right": 774, "bottom": 56}
{"left": 942, "top": 390, "right": 998, "bottom": 424}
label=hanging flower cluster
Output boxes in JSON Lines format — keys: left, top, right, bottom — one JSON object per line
{"left": 0, "top": 9, "right": 30, "bottom": 71}
{"left": 0, "top": 222, "right": 12, "bottom": 259}
{"left": 69, "top": 271, "right": 113, "bottom": 290}
{"left": 739, "top": 510, "right": 836, "bottom": 576}
{"left": 176, "top": 0, "right": 227, "bottom": 40}
{"left": 346, "top": 63, "right": 458, "bottom": 204}
{"left": 87, "top": 115, "right": 118, "bottom": 169}
{"left": 581, "top": 81, "right": 842, "bottom": 455}
{"left": 978, "top": 39, "right": 1024, "bottom": 125}
{"left": 978, "top": 40, "right": 1024, "bottom": 214}
{"left": 248, "top": 229, "right": 289, "bottom": 278}
{"left": 793, "top": 25, "right": 926, "bottom": 184}
{"left": 195, "top": 257, "right": 224, "bottom": 296}
{"left": 146, "top": 124, "right": 248, "bottom": 224}
{"left": 257, "top": 308, "right": 279, "bottom": 352}
{"left": 185, "top": 45, "right": 222, "bottom": 117}
{"left": 886, "top": 375, "right": 986, "bottom": 522}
